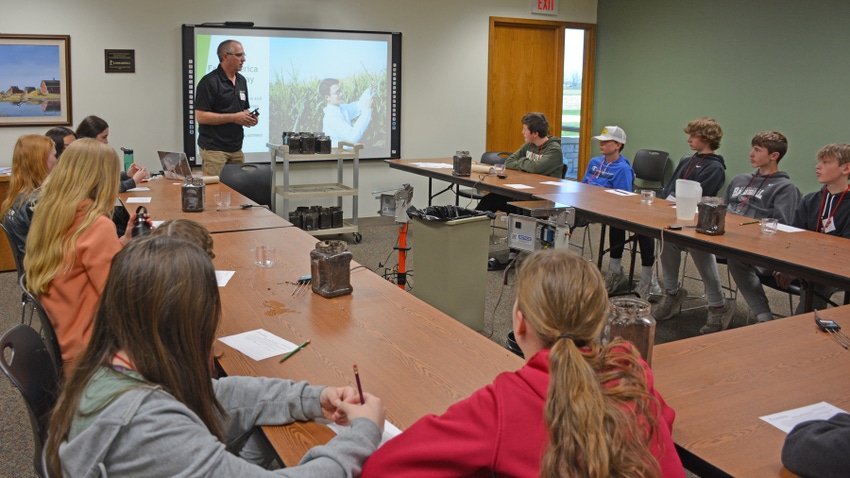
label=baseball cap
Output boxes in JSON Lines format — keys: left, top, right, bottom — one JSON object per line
{"left": 592, "top": 126, "right": 627, "bottom": 144}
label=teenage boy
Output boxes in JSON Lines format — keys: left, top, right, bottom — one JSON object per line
{"left": 477, "top": 112, "right": 563, "bottom": 213}
{"left": 652, "top": 117, "right": 731, "bottom": 334}
{"left": 726, "top": 132, "right": 801, "bottom": 323}
{"left": 775, "top": 144, "right": 850, "bottom": 314}
{"left": 581, "top": 126, "right": 658, "bottom": 295}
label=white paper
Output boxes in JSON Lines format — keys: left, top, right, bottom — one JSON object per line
{"left": 126, "top": 186, "right": 151, "bottom": 192}
{"left": 218, "top": 329, "right": 299, "bottom": 361}
{"left": 540, "top": 180, "right": 570, "bottom": 186}
{"left": 504, "top": 183, "right": 534, "bottom": 189}
{"left": 216, "top": 270, "right": 235, "bottom": 287}
{"left": 125, "top": 197, "right": 152, "bottom": 203}
{"left": 151, "top": 220, "right": 165, "bottom": 228}
{"left": 606, "top": 189, "right": 638, "bottom": 196}
{"left": 327, "top": 420, "right": 402, "bottom": 447}
{"left": 411, "top": 162, "right": 453, "bottom": 169}
{"left": 760, "top": 401, "right": 847, "bottom": 433}
{"left": 776, "top": 224, "right": 804, "bottom": 233}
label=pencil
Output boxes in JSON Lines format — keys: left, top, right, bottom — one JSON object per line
{"left": 740, "top": 221, "right": 760, "bottom": 226}
{"left": 279, "top": 339, "right": 310, "bottom": 363}
{"left": 354, "top": 364, "right": 365, "bottom": 405}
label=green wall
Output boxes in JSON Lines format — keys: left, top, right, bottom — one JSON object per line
{"left": 595, "top": 0, "right": 850, "bottom": 193}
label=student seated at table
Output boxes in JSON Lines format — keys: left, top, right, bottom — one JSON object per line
{"left": 44, "top": 236, "right": 386, "bottom": 477}
{"left": 652, "top": 117, "right": 731, "bottom": 334}
{"left": 361, "top": 249, "right": 685, "bottom": 477}
{"left": 582, "top": 125, "right": 659, "bottom": 297}
{"left": 476, "top": 112, "right": 563, "bottom": 214}
{"left": 725, "top": 132, "right": 801, "bottom": 322}
{"left": 76, "top": 115, "right": 148, "bottom": 192}
{"left": 151, "top": 218, "right": 215, "bottom": 259}
{"left": 781, "top": 412, "right": 850, "bottom": 478}
{"left": 1, "top": 134, "right": 57, "bottom": 260}
{"left": 24, "top": 139, "right": 144, "bottom": 375}
{"left": 45, "top": 126, "right": 76, "bottom": 159}
{"left": 775, "top": 144, "right": 850, "bottom": 314}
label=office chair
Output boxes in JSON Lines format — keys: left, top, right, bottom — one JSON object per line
{"left": 18, "top": 274, "right": 63, "bottom": 376}
{"left": 455, "top": 151, "right": 510, "bottom": 206}
{"left": 0, "top": 324, "right": 60, "bottom": 477}
{"left": 0, "top": 221, "right": 25, "bottom": 279}
{"left": 632, "top": 149, "right": 672, "bottom": 195}
{"left": 220, "top": 164, "right": 273, "bottom": 207}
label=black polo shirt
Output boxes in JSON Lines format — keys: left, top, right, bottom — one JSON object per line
{"left": 195, "top": 65, "right": 250, "bottom": 152}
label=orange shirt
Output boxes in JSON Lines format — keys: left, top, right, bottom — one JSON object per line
{"left": 40, "top": 204, "right": 122, "bottom": 375}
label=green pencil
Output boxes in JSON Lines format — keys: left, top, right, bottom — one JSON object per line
{"left": 279, "top": 339, "right": 311, "bottom": 363}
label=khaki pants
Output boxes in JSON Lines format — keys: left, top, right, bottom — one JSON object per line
{"left": 200, "top": 148, "right": 245, "bottom": 176}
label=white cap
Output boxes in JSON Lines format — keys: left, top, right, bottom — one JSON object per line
{"left": 592, "top": 126, "right": 627, "bottom": 144}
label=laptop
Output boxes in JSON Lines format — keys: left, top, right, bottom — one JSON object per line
{"left": 157, "top": 151, "right": 193, "bottom": 180}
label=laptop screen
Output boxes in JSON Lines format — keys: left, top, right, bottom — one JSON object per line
{"left": 157, "top": 151, "right": 192, "bottom": 180}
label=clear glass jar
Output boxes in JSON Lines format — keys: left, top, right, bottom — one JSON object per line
{"left": 604, "top": 297, "right": 655, "bottom": 365}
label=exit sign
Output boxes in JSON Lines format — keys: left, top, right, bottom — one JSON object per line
{"left": 532, "top": 0, "right": 558, "bottom": 16}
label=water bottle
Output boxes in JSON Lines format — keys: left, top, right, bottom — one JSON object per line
{"left": 131, "top": 206, "right": 151, "bottom": 238}
{"left": 120, "top": 147, "right": 134, "bottom": 172}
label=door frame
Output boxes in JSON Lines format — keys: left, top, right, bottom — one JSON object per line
{"left": 487, "top": 17, "right": 596, "bottom": 179}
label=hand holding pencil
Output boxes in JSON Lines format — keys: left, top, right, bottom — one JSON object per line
{"left": 320, "top": 386, "right": 386, "bottom": 431}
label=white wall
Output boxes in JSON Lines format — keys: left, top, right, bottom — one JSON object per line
{"left": 1, "top": 0, "right": 596, "bottom": 215}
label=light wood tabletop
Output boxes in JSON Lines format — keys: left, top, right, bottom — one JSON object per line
{"left": 118, "top": 177, "right": 291, "bottom": 233}
{"left": 211, "top": 226, "right": 524, "bottom": 465}
{"left": 652, "top": 306, "right": 850, "bottom": 477}
{"left": 385, "top": 160, "right": 850, "bottom": 292}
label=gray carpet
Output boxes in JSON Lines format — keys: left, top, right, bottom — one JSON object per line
{"left": 0, "top": 217, "right": 811, "bottom": 476}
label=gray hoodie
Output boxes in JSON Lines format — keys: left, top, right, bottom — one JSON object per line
{"left": 57, "top": 372, "right": 381, "bottom": 477}
{"left": 723, "top": 170, "right": 801, "bottom": 224}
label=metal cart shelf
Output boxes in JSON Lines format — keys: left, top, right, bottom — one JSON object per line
{"left": 267, "top": 142, "right": 363, "bottom": 242}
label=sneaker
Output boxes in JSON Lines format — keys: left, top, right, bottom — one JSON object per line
{"left": 700, "top": 301, "right": 736, "bottom": 334}
{"left": 652, "top": 288, "right": 687, "bottom": 321}
{"left": 603, "top": 269, "right": 627, "bottom": 294}
{"left": 634, "top": 276, "right": 663, "bottom": 300}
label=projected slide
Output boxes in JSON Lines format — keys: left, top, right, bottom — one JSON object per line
{"left": 183, "top": 26, "right": 401, "bottom": 163}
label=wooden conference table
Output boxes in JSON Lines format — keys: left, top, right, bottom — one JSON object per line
{"left": 212, "top": 227, "right": 524, "bottom": 465}
{"left": 387, "top": 158, "right": 850, "bottom": 293}
{"left": 118, "top": 177, "right": 291, "bottom": 233}
{"left": 652, "top": 306, "right": 850, "bottom": 477}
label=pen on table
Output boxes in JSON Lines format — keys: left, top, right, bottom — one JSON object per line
{"left": 740, "top": 220, "right": 760, "bottom": 226}
{"left": 279, "top": 339, "right": 310, "bottom": 363}
{"left": 353, "top": 364, "right": 365, "bottom": 405}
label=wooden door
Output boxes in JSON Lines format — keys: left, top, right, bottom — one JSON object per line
{"left": 487, "top": 17, "right": 595, "bottom": 178}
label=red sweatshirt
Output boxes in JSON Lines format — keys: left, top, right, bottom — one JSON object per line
{"left": 362, "top": 347, "right": 685, "bottom": 477}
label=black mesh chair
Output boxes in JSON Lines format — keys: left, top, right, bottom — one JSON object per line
{"left": 632, "top": 149, "right": 672, "bottom": 195}
{"left": 18, "top": 274, "right": 63, "bottom": 376}
{"left": 220, "top": 164, "right": 273, "bottom": 207}
{"left": 0, "top": 221, "right": 25, "bottom": 279}
{"left": 455, "top": 151, "right": 510, "bottom": 205}
{"left": 0, "top": 324, "right": 60, "bottom": 477}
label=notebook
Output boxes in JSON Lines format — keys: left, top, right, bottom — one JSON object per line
{"left": 157, "top": 151, "right": 193, "bottom": 180}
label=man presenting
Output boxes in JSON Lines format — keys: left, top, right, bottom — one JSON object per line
{"left": 195, "top": 39, "right": 258, "bottom": 176}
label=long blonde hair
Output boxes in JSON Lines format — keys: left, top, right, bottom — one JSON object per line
{"left": 0, "top": 134, "right": 54, "bottom": 218}
{"left": 24, "top": 139, "right": 120, "bottom": 295}
{"left": 515, "top": 250, "right": 661, "bottom": 478}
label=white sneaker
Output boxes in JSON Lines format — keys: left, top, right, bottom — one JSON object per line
{"left": 700, "top": 301, "right": 736, "bottom": 334}
{"left": 603, "top": 269, "right": 627, "bottom": 294}
{"left": 652, "top": 288, "right": 687, "bottom": 321}
{"left": 634, "top": 276, "right": 663, "bottom": 300}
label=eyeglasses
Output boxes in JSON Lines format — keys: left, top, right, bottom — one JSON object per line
{"left": 226, "top": 52, "right": 246, "bottom": 58}
{"left": 329, "top": 89, "right": 342, "bottom": 97}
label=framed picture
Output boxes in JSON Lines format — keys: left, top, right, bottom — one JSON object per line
{"left": 0, "top": 34, "right": 72, "bottom": 127}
